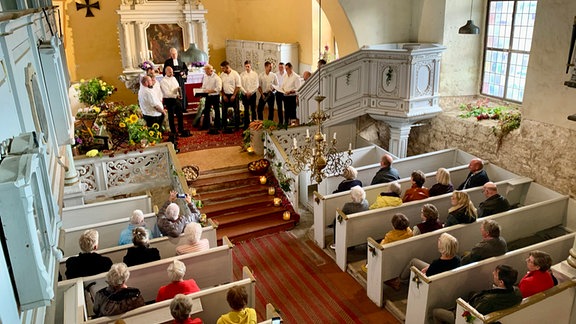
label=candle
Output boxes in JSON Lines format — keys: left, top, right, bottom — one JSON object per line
{"left": 260, "top": 176, "right": 267, "bottom": 184}
{"left": 283, "top": 211, "right": 291, "bottom": 221}
{"left": 274, "top": 198, "right": 281, "bottom": 206}
{"left": 293, "top": 137, "right": 297, "bottom": 149}
{"left": 268, "top": 187, "right": 275, "bottom": 195}
{"left": 306, "top": 129, "right": 310, "bottom": 138}
{"left": 323, "top": 133, "right": 326, "bottom": 141}
{"left": 247, "top": 146, "right": 254, "bottom": 153}
{"left": 333, "top": 132, "right": 337, "bottom": 140}
{"left": 349, "top": 143, "right": 352, "bottom": 151}
{"left": 190, "top": 187, "right": 197, "bottom": 196}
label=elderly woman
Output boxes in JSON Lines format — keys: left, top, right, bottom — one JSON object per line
{"left": 176, "top": 222, "right": 210, "bottom": 255}
{"left": 332, "top": 166, "right": 363, "bottom": 193}
{"left": 444, "top": 191, "right": 477, "bottom": 227}
{"left": 123, "top": 227, "right": 161, "bottom": 266}
{"left": 118, "top": 209, "right": 152, "bottom": 245}
{"left": 330, "top": 186, "right": 369, "bottom": 250}
{"left": 93, "top": 263, "right": 145, "bottom": 317}
{"left": 381, "top": 213, "right": 413, "bottom": 244}
{"left": 170, "top": 294, "right": 202, "bottom": 324}
{"left": 429, "top": 168, "right": 454, "bottom": 197}
{"left": 156, "top": 260, "right": 201, "bottom": 302}
{"left": 519, "top": 250, "right": 557, "bottom": 297}
{"left": 157, "top": 190, "right": 201, "bottom": 238}
{"left": 412, "top": 204, "right": 443, "bottom": 235}
{"left": 369, "top": 181, "right": 403, "bottom": 209}
{"left": 402, "top": 170, "right": 429, "bottom": 202}
{"left": 65, "top": 229, "right": 112, "bottom": 279}
{"left": 217, "top": 286, "right": 257, "bottom": 324}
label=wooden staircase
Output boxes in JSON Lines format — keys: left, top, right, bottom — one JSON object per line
{"left": 192, "top": 165, "right": 298, "bottom": 243}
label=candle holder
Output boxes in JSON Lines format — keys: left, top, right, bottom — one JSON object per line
{"left": 190, "top": 187, "right": 197, "bottom": 196}
{"left": 246, "top": 146, "right": 255, "bottom": 154}
{"left": 273, "top": 198, "right": 281, "bottom": 207}
{"left": 283, "top": 211, "right": 291, "bottom": 221}
{"left": 268, "top": 187, "right": 275, "bottom": 195}
{"left": 259, "top": 176, "right": 267, "bottom": 184}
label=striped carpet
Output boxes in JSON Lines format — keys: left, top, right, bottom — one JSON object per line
{"left": 232, "top": 232, "right": 398, "bottom": 323}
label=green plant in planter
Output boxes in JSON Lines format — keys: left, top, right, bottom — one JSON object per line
{"left": 274, "top": 162, "right": 294, "bottom": 192}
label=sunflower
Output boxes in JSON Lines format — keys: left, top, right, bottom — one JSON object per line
{"left": 149, "top": 130, "right": 155, "bottom": 136}
{"left": 128, "top": 114, "right": 139, "bottom": 124}
{"left": 119, "top": 122, "right": 126, "bottom": 128}
{"left": 152, "top": 123, "right": 160, "bottom": 129}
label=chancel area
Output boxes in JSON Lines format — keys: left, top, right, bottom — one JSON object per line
{"left": 0, "top": 0, "right": 575, "bottom": 323}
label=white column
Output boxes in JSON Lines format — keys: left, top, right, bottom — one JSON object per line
{"left": 63, "top": 145, "right": 85, "bottom": 206}
{"left": 387, "top": 124, "right": 412, "bottom": 158}
{"left": 122, "top": 22, "right": 134, "bottom": 69}
{"left": 199, "top": 19, "right": 208, "bottom": 54}
{"left": 136, "top": 22, "right": 147, "bottom": 62}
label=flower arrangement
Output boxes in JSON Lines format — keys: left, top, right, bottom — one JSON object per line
{"left": 138, "top": 60, "right": 155, "bottom": 71}
{"left": 123, "top": 114, "right": 162, "bottom": 145}
{"left": 191, "top": 61, "right": 206, "bottom": 68}
{"left": 461, "top": 310, "right": 475, "bottom": 323}
{"left": 76, "top": 78, "right": 116, "bottom": 106}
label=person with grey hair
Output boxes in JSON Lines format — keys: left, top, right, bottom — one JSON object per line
{"left": 118, "top": 209, "right": 152, "bottom": 245}
{"left": 156, "top": 260, "right": 200, "bottom": 302}
{"left": 93, "top": 263, "right": 145, "bottom": 317}
{"left": 330, "top": 186, "right": 369, "bottom": 250}
{"left": 123, "top": 227, "right": 160, "bottom": 266}
{"left": 461, "top": 219, "right": 507, "bottom": 265}
{"left": 333, "top": 166, "right": 363, "bottom": 193}
{"left": 157, "top": 190, "right": 201, "bottom": 238}
{"left": 170, "top": 294, "right": 202, "bottom": 324}
{"left": 65, "top": 229, "right": 112, "bottom": 279}
{"left": 176, "top": 222, "right": 210, "bottom": 255}
{"left": 369, "top": 181, "right": 403, "bottom": 209}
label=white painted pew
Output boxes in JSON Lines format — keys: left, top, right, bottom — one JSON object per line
{"left": 454, "top": 280, "right": 576, "bottom": 324}
{"left": 404, "top": 233, "right": 576, "bottom": 324}
{"left": 316, "top": 148, "right": 477, "bottom": 195}
{"left": 59, "top": 222, "right": 218, "bottom": 278}
{"left": 62, "top": 194, "right": 152, "bottom": 228}
{"left": 366, "top": 188, "right": 567, "bottom": 307}
{"left": 57, "top": 266, "right": 254, "bottom": 324}
{"left": 335, "top": 177, "right": 533, "bottom": 270}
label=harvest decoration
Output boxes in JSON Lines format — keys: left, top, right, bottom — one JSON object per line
{"left": 76, "top": 77, "right": 116, "bottom": 106}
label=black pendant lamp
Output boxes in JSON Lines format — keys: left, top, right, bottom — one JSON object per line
{"left": 459, "top": 0, "right": 480, "bottom": 34}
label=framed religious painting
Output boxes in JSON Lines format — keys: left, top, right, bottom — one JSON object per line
{"left": 147, "top": 24, "right": 184, "bottom": 63}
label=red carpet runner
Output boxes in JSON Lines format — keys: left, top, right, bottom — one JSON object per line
{"left": 232, "top": 232, "right": 367, "bottom": 323}
{"left": 176, "top": 129, "right": 243, "bottom": 153}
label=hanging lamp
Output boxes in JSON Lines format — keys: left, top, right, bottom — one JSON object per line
{"left": 459, "top": 0, "right": 480, "bottom": 34}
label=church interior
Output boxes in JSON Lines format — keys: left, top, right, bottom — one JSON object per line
{"left": 0, "top": 0, "right": 576, "bottom": 323}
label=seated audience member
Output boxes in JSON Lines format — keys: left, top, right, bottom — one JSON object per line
{"left": 518, "top": 250, "right": 556, "bottom": 298}
{"left": 389, "top": 233, "right": 460, "bottom": 290}
{"left": 156, "top": 260, "right": 201, "bottom": 302}
{"left": 429, "top": 168, "right": 454, "bottom": 197}
{"left": 170, "top": 294, "right": 202, "bottom": 324}
{"left": 118, "top": 209, "right": 152, "bottom": 245}
{"left": 432, "top": 264, "right": 522, "bottom": 323}
{"left": 93, "top": 263, "right": 145, "bottom": 317}
{"left": 382, "top": 213, "right": 413, "bottom": 245}
{"left": 370, "top": 154, "right": 400, "bottom": 185}
{"left": 402, "top": 170, "right": 430, "bottom": 202}
{"left": 176, "top": 222, "right": 210, "bottom": 255}
{"left": 369, "top": 181, "right": 403, "bottom": 209}
{"left": 457, "top": 158, "right": 490, "bottom": 190}
{"left": 157, "top": 190, "right": 201, "bottom": 238}
{"left": 478, "top": 182, "right": 511, "bottom": 218}
{"left": 444, "top": 191, "right": 477, "bottom": 227}
{"left": 217, "top": 286, "right": 257, "bottom": 324}
{"left": 413, "top": 204, "right": 443, "bottom": 235}
{"left": 333, "top": 166, "right": 362, "bottom": 193}
{"left": 65, "top": 229, "right": 112, "bottom": 279}
{"left": 123, "top": 227, "right": 161, "bottom": 266}
{"left": 330, "top": 186, "right": 369, "bottom": 250}
{"left": 461, "top": 219, "right": 507, "bottom": 265}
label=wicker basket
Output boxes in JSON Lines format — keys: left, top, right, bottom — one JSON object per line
{"left": 182, "top": 165, "right": 200, "bottom": 184}
{"left": 247, "top": 159, "right": 270, "bottom": 176}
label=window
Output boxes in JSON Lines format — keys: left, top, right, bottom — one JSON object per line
{"left": 481, "top": 0, "right": 537, "bottom": 102}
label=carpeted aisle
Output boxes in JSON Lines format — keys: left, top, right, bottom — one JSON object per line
{"left": 176, "top": 129, "right": 243, "bottom": 153}
{"left": 232, "top": 232, "right": 399, "bottom": 323}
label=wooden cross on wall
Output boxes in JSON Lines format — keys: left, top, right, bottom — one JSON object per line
{"left": 76, "top": 0, "right": 100, "bottom": 17}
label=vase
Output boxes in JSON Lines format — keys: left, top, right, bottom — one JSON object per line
{"left": 180, "top": 43, "right": 208, "bottom": 68}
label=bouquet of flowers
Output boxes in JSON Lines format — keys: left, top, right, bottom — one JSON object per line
{"left": 191, "top": 61, "right": 206, "bottom": 68}
{"left": 123, "top": 113, "right": 163, "bottom": 145}
{"left": 76, "top": 78, "right": 116, "bottom": 106}
{"left": 138, "top": 60, "right": 155, "bottom": 71}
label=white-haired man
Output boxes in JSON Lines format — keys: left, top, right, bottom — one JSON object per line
{"left": 156, "top": 190, "right": 201, "bottom": 238}
{"left": 118, "top": 209, "right": 153, "bottom": 245}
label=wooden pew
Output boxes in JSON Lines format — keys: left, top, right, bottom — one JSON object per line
{"left": 62, "top": 193, "right": 152, "bottom": 228}
{"left": 59, "top": 222, "right": 218, "bottom": 279}
{"left": 366, "top": 187, "right": 567, "bottom": 307}
{"left": 59, "top": 266, "right": 255, "bottom": 324}
{"left": 404, "top": 233, "right": 576, "bottom": 324}
{"left": 335, "top": 177, "right": 533, "bottom": 271}
{"left": 454, "top": 280, "right": 576, "bottom": 324}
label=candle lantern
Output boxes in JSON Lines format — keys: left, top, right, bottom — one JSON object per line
{"left": 273, "top": 198, "right": 281, "bottom": 206}
{"left": 260, "top": 176, "right": 267, "bottom": 184}
{"left": 283, "top": 211, "right": 291, "bottom": 221}
{"left": 268, "top": 187, "right": 275, "bottom": 195}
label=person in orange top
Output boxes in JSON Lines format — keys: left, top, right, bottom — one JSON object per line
{"left": 402, "top": 170, "right": 430, "bottom": 203}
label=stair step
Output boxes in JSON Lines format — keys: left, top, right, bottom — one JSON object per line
{"left": 192, "top": 172, "right": 261, "bottom": 192}
{"left": 211, "top": 208, "right": 286, "bottom": 227}
{"left": 198, "top": 185, "right": 270, "bottom": 204}
{"left": 202, "top": 195, "right": 276, "bottom": 217}
{"left": 216, "top": 218, "right": 297, "bottom": 243}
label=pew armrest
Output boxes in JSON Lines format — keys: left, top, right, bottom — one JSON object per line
{"left": 313, "top": 191, "right": 324, "bottom": 205}
{"left": 410, "top": 266, "right": 431, "bottom": 285}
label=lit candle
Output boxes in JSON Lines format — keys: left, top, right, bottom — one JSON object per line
{"left": 349, "top": 143, "right": 352, "bottom": 151}
{"left": 260, "top": 176, "right": 267, "bottom": 184}
{"left": 306, "top": 129, "right": 310, "bottom": 138}
{"left": 323, "top": 133, "right": 326, "bottom": 141}
{"left": 268, "top": 187, "right": 275, "bottom": 195}
{"left": 283, "top": 211, "right": 291, "bottom": 220}
{"left": 190, "top": 187, "right": 197, "bottom": 196}
{"left": 333, "top": 132, "right": 337, "bottom": 140}
{"left": 312, "top": 148, "right": 316, "bottom": 156}
{"left": 247, "top": 146, "right": 254, "bottom": 153}
{"left": 274, "top": 198, "right": 281, "bottom": 206}
{"left": 293, "top": 137, "right": 297, "bottom": 148}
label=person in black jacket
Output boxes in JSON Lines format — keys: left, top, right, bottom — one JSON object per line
{"left": 478, "top": 182, "right": 511, "bottom": 217}
{"left": 163, "top": 47, "right": 189, "bottom": 112}
{"left": 65, "top": 229, "right": 112, "bottom": 280}
{"left": 123, "top": 227, "right": 160, "bottom": 267}
{"left": 457, "top": 158, "right": 490, "bottom": 190}
{"left": 93, "top": 263, "right": 145, "bottom": 317}
{"left": 333, "top": 166, "right": 362, "bottom": 193}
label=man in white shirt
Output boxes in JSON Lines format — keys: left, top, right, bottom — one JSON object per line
{"left": 220, "top": 60, "right": 241, "bottom": 133}
{"left": 281, "top": 62, "right": 301, "bottom": 123}
{"left": 275, "top": 62, "right": 286, "bottom": 124}
{"left": 257, "top": 61, "right": 278, "bottom": 121}
{"left": 201, "top": 64, "right": 222, "bottom": 133}
{"left": 160, "top": 66, "right": 188, "bottom": 139}
{"left": 139, "top": 75, "right": 165, "bottom": 128}
{"left": 240, "top": 60, "right": 259, "bottom": 128}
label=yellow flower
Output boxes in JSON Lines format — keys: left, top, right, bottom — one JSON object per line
{"left": 149, "top": 130, "right": 155, "bottom": 136}
{"left": 101, "top": 86, "right": 106, "bottom": 91}
{"left": 74, "top": 85, "right": 80, "bottom": 90}
{"left": 157, "top": 131, "right": 162, "bottom": 137}
{"left": 80, "top": 79, "right": 85, "bottom": 83}
{"left": 119, "top": 122, "right": 126, "bottom": 128}
{"left": 129, "top": 140, "right": 135, "bottom": 145}
{"left": 93, "top": 107, "right": 100, "bottom": 113}
{"left": 129, "top": 114, "right": 139, "bottom": 123}
{"left": 152, "top": 123, "right": 160, "bottom": 129}
{"left": 86, "top": 149, "right": 99, "bottom": 157}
